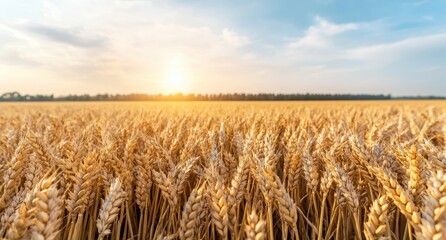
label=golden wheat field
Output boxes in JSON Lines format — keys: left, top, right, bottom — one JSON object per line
{"left": 0, "top": 101, "right": 445, "bottom": 240}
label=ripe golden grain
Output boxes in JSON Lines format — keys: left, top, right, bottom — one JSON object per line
{"left": 0, "top": 101, "right": 444, "bottom": 239}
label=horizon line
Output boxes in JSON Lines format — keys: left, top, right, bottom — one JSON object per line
{"left": 1, "top": 91, "right": 445, "bottom": 102}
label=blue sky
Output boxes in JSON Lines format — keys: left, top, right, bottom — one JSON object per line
{"left": 0, "top": 0, "right": 445, "bottom": 96}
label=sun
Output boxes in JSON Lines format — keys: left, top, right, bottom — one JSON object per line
{"left": 167, "top": 68, "right": 186, "bottom": 91}
{"left": 163, "top": 54, "right": 189, "bottom": 93}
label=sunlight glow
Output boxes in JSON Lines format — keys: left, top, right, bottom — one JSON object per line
{"left": 167, "top": 68, "right": 186, "bottom": 91}
{"left": 163, "top": 54, "right": 190, "bottom": 93}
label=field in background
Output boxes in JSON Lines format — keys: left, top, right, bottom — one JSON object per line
{"left": 0, "top": 101, "right": 445, "bottom": 240}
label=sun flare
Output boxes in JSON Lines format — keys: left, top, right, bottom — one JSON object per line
{"left": 163, "top": 54, "right": 190, "bottom": 93}
{"left": 167, "top": 69, "right": 186, "bottom": 91}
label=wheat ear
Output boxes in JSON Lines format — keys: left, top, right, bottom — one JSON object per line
{"left": 364, "top": 195, "right": 390, "bottom": 240}
{"left": 245, "top": 209, "right": 266, "bottom": 240}
{"left": 417, "top": 170, "right": 446, "bottom": 240}
{"left": 29, "top": 177, "right": 63, "bottom": 240}
{"left": 97, "top": 178, "right": 127, "bottom": 240}
{"left": 179, "top": 185, "right": 205, "bottom": 240}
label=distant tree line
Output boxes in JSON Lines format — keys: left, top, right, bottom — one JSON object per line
{"left": 0, "top": 91, "right": 444, "bottom": 102}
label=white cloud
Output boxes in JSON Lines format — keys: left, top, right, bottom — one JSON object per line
{"left": 289, "top": 16, "right": 358, "bottom": 49}
{"left": 347, "top": 33, "right": 446, "bottom": 61}
{"left": 221, "top": 28, "right": 249, "bottom": 47}
{"left": 0, "top": 0, "right": 262, "bottom": 94}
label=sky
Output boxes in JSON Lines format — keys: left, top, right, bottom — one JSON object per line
{"left": 0, "top": 0, "right": 445, "bottom": 96}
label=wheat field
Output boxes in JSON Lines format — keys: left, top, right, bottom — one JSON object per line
{"left": 0, "top": 101, "right": 445, "bottom": 240}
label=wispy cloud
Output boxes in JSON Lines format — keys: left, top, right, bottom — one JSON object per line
{"left": 0, "top": 47, "right": 39, "bottom": 66}
{"left": 23, "top": 24, "right": 107, "bottom": 48}
{"left": 221, "top": 28, "right": 249, "bottom": 47}
{"left": 289, "top": 16, "right": 358, "bottom": 49}
{"left": 347, "top": 33, "right": 446, "bottom": 61}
